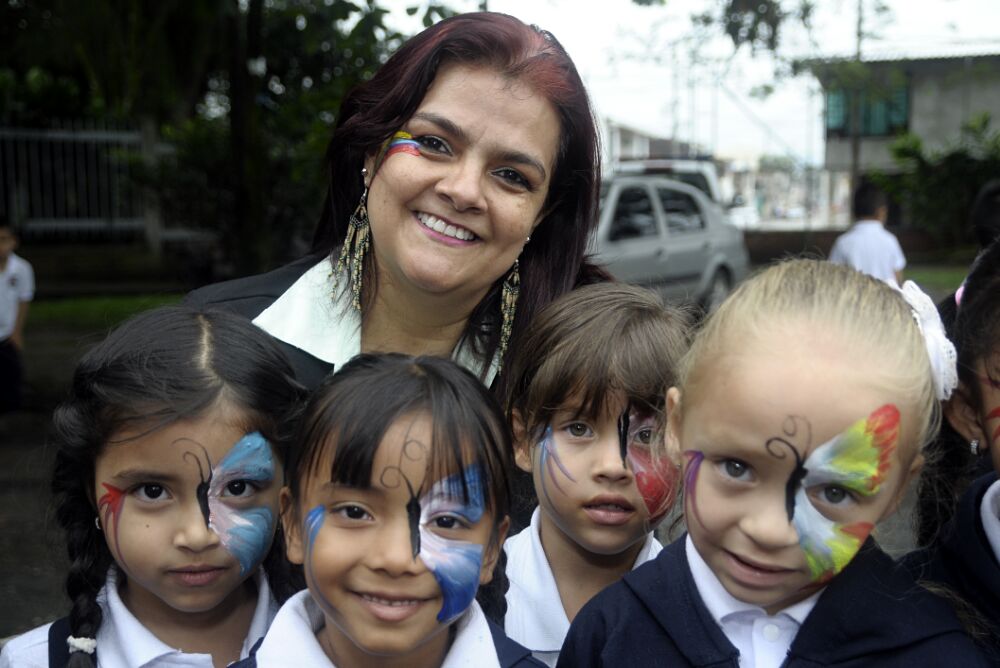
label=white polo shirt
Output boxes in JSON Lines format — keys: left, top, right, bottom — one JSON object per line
{"left": 503, "top": 507, "right": 663, "bottom": 667}
{"left": 0, "top": 253, "right": 34, "bottom": 341}
{"left": 252, "top": 259, "right": 498, "bottom": 384}
{"left": 981, "top": 479, "right": 1000, "bottom": 565}
{"left": 0, "top": 568, "right": 277, "bottom": 668}
{"left": 828, "top": 220, "right": 906, "bottom": 287}
{"left": 250, "top": 590, "right": 502, "bottom": 668}
{"left": 686, "top": 536, "right": 821, "bottom": 668}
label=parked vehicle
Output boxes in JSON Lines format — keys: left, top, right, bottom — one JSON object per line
{"left": 616, "top": 158, "right": 724, "bottom": 204}
{"left": 593, "top": 175, "right": 750, "bottom": 311}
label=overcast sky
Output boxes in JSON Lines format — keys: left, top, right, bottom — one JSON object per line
{"left": 379, "top": 0, "right": 1000, "bottom": 166}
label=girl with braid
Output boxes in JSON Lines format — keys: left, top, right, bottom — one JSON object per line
{"left": 0, "top": 306, "right": 305, "bottom": 668}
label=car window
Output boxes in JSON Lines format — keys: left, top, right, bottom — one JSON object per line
{"left": 657, "top": 188, "right": 705, "bottom": 233}
{"left": 609, "top": 186, "right": 658, "bottom": 242}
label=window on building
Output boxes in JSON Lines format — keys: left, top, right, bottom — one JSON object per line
{"left": 825, "top": 85, "right": 909, "bottom": 137}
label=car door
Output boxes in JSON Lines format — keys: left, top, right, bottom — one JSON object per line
{"left": 596, "top": 182, "right": 673, "bottom": 295}
{"left": 656, "top": 184, "right": 711, "bottom": 301}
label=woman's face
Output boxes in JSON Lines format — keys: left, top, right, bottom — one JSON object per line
{"left": 365, "top": 62, "right": 560, "bottom": 309}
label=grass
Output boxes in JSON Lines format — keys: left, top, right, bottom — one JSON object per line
{"left": 27, "top": 294, "right": 184, "bottom": 331}
{"left": 904, "top": 264, "right": 969, "bottom": 297}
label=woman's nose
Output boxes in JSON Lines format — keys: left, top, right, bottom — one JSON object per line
{"left": 435, "top": 159, "right": 486, "bottom": 213}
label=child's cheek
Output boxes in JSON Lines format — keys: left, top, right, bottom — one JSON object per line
{"left": 792, "top": 490, "right": 872, "bottom": 583}
{"left": 627, "top": 447, "right": 680, "bottom": 528}
{"left": 417, "top": 530, "right": 483, "bottom": 623}
{"left": 303, "top": 505, "right": 336, "bottom": 613}
{"left": 98, "top": 482, "right": 129, "bottom": 570}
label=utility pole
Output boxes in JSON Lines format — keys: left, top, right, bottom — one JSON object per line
{"left": 849, "top": 0, "right": 863, "bottom": 197}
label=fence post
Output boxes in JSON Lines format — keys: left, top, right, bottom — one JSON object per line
{"left": 140, "top": 117, "right": 163, "bottom": 257}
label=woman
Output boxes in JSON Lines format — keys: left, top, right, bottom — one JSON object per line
{"left": 187, "top": 12, "right": 604, "bottom": 394}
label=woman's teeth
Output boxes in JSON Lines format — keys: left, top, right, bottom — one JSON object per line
{"left": 417, "top": 213, "right": 475, "bottom": 241}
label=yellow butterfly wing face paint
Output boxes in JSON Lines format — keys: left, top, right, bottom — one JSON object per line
{"left": 792, "top": 404, "right": 899, "bottom": 581}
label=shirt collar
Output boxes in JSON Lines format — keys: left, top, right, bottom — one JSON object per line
{"left": 254, "top": 591, "right": 500, "bottom": 668}
{"left": 99, "top": 568, "right": 274, "bottom": 667}
{"left": 685, "top": 535, "right": 819, "bottom": 627}
{"left": 980, "top": 478, "right": 1000, "bottom": 564}
{"left": 504, "top": 507, "right": 663, "bottom": 653}
{"left": 253, "top": 258, "right": 499, "bottom": 385}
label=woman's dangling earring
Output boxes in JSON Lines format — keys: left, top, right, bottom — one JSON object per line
{"left": 970, "top": 439, "right": 981, "bottom": 456}
{"left": 499, "top": 259, "right": 520, "bottom": 366}
{"left": 332, "top": 167, "right": 372, "bottom": 311}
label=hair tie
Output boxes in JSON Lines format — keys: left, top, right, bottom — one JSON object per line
{"left": 894, "top": 280, "right": 958, "bottom": 400}
{"left": 67, "top": 636, "right": 97, "bottom": 654}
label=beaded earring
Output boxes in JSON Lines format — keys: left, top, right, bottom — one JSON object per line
{"left": 332, "top": 167, "right": 372, "bottom": 311}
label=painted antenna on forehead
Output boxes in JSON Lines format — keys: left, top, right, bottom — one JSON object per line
{"left": 182, "top": 444, "right": 214, "bottom": 528}
{"left": 617, "top": 409, "right": 631, "bottom": 468}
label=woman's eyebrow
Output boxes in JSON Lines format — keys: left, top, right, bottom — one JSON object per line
{"left": 410, "top": 111, "right": 548, "bottom": 180}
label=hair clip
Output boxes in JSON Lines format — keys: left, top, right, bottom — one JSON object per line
{"left": 894, "top": 281, "right": 958, "bottom": 400}
{"left": 67, "top": 636, "right": 97, "bottom": 654}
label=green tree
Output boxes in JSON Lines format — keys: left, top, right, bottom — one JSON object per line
{"left": 874, "top": 113, "right": 1000, "bottom": 246}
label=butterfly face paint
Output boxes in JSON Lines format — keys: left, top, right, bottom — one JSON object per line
{"left": 417, "top": 466, "right": 486, "bottom": 622}
{"left": 623, "top": 413, "right": 680, "bottom": 528}
{"left": 534, "top": 425, "right": 576, "bottom": 508}
{"left": 206, "top": 432, "right": 277, "bottom": 576}
{"left": 97, "top": 482, "right": 128, "bottom": 569}
{"left": 787, "top": 405, "right": 898, "bottom": 581}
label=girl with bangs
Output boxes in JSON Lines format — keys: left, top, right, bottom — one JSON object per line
{"left": 238, "top": 354, "right": 542, "bottom": 668}
{"left": 499, "top": 283, "right": 691, "bottom": 666}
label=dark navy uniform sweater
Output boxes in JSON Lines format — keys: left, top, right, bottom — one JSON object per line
{"left": 903, "top": 472, "right": 1000, "bottom": 664}
{"left": 558, "top": 534, "right": 989, "bottom": 667}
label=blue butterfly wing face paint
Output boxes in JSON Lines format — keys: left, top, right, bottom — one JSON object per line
{"left": 417, "top": 466, "right": 486, "bottom": 623}
{"left": 207, "top": 432, "right": 277, "bottom": 576}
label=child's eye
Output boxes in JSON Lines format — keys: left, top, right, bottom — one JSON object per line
{"left": 415, "top": 135, "right": 450, "bottom": 154}
{"left": 718, "top": 459, "right": 752, "bottom": 481}
{"left": 133, "top": 484, "right": 169, "bottom": 502}
{"left": 221, "top": 480, "right": 256, "bottom": 498}
{"left": 631, "top": 427, "right": 654, "bottom": 446}
{"left": 428, "top": 513, "right": 470, "bottom": 531}
{"left": 564, "top": 422, "right": 593, "bottom": 438}
{"left": 492, "top": 167, "right": 531, "bottom": 190}
{"left": 334, "top": 505, "right": 372, "bottom": 521}
{"left": 818, "top": 485, "right": 854, "bottom": 506}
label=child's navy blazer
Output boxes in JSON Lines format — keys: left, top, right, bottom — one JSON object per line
{"left": 903, "top": 472, "right": 1000, "bottom": 662}
{"left": 557, "top": 534, "right": 990, "bottom": 667}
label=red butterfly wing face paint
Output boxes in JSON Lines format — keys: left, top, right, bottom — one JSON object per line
{"left": 627, "top": 437, "right": 680, "bottom": 527}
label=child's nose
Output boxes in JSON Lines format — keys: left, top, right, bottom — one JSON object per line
{"left": 368, "top": 517, "right": 426, "bottom": 576}
{"left": 592, "top": 434, "right": 633, "bottom": 484}
{"left": 173, "top": 501, "right": 222, "bottom": 552}
{"left": 739, "top": 494, "right": 800, "bottom": 550}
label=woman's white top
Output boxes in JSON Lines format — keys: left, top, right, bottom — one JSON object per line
{"left": 686, "top": 535, "right": 821, "bottom": 668}
{"left": 252, "top": 260, "right": 499, "bottom": 385}
{"left": 251, "top": 590, "right": 501, "bottom": 668}
{"left": 0, "top": 568, "right": 277, "bottom": 668}
{"left": 503, "top": 507, "right": 663, "bottom": 667}
{"left": 981, "top": 478, "right": 1000, "bottom": 564}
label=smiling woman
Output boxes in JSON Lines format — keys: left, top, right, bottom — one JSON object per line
{"left": 186, "top": 12, "right": 605, "bottom": 394}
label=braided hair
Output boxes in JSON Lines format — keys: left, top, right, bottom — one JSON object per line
{"left": 50, "top": 306, "right": 305, "bottom": 666}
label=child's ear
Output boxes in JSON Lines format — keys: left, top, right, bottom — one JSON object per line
{"left": 280, "top": 487, "right": 305, "bottom": 566}
{"left": 479, "top": 516, "right": 511, "bottom": 585}
{"left": 943, "top": 383, "right": 988, "bottom": 446}
{"left": 882, "top": 452, "right": 924, "bottom": 519}
{"left": 511, "top": 410, "right": 533, "bottom": 473}
{"left": 665, "top": 387, "right": 683, "bottom": 465}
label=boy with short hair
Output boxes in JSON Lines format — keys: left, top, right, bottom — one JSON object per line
{"left": 0, "top": 219, "right": 35, "bottom": 412}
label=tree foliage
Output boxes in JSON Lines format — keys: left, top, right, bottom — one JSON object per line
{"left": 873, "top": 113, "right": 1000, "bottom": 245}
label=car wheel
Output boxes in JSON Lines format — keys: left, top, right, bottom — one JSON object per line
{"left": 702, "top": 270, "right": 731, "bottom": 313}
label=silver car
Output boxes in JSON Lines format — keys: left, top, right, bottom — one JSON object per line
{"left": 593, "top": 175, "right": 750, "bottom": 311}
